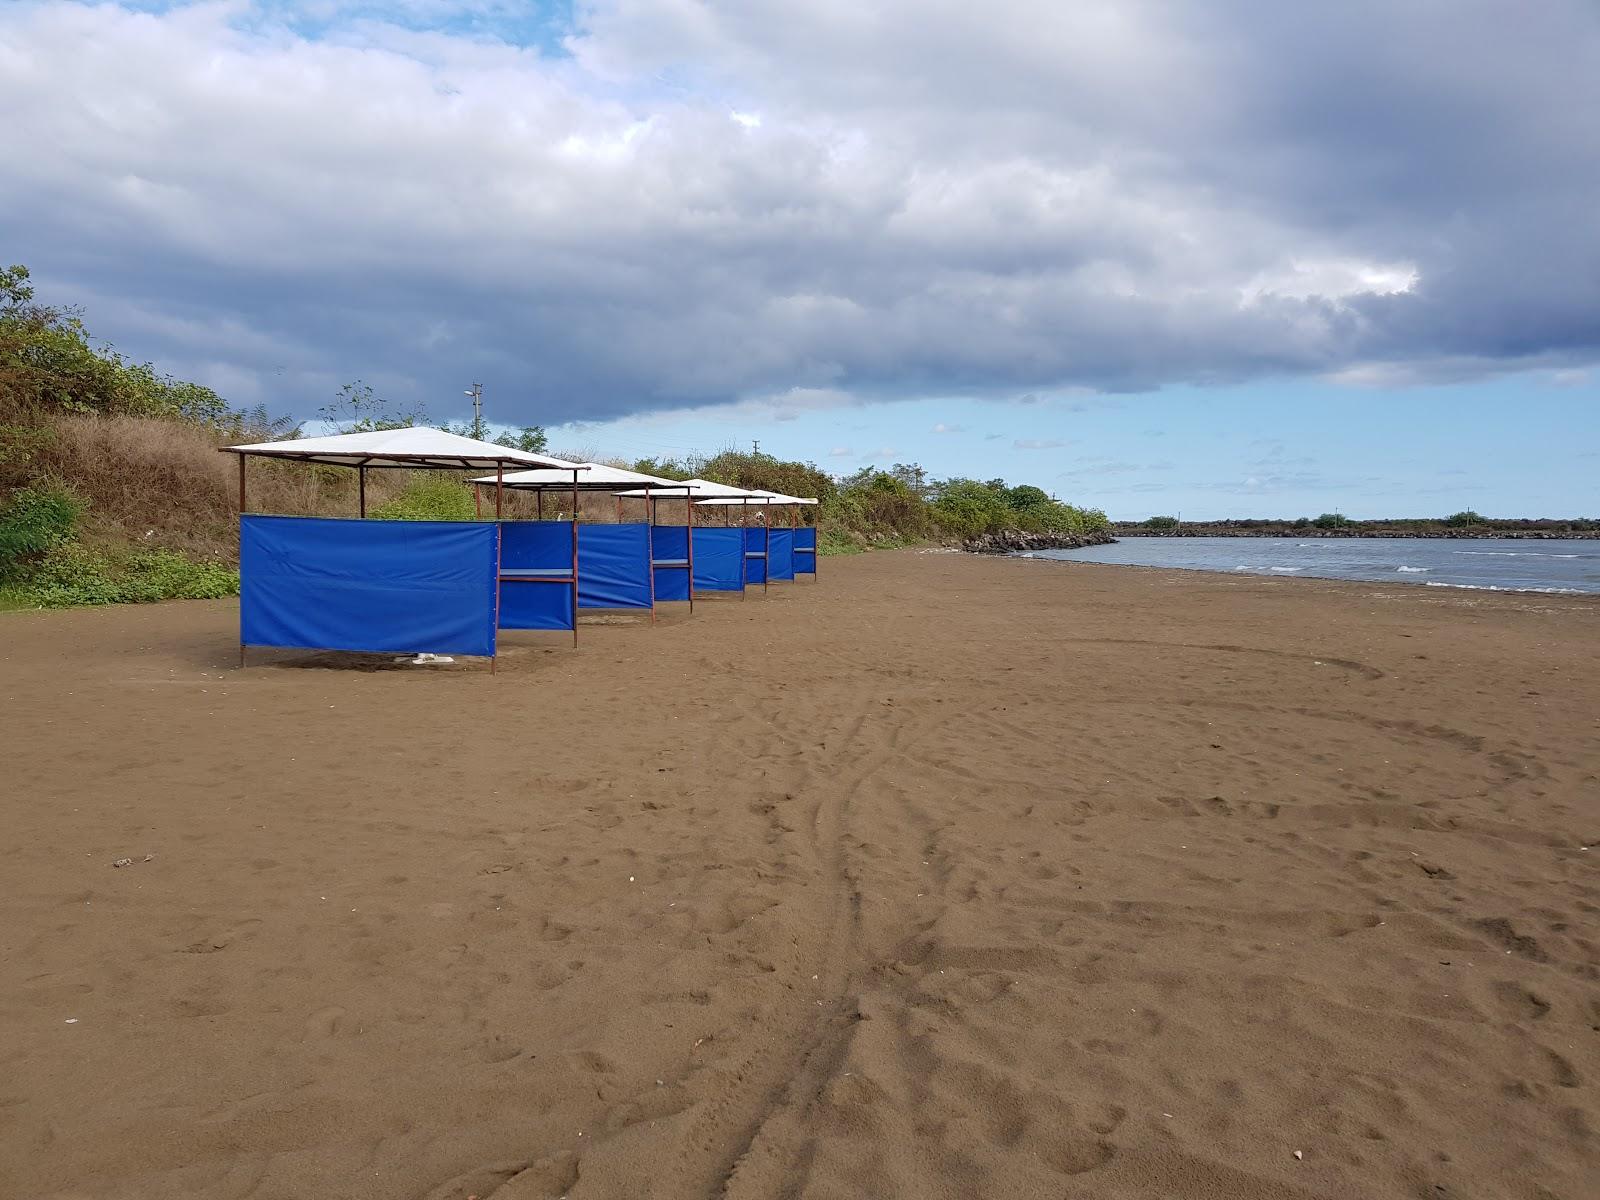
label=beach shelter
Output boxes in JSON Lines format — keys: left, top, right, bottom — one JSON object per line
{"left": 469, "top": 463, "right": 696, "bottom": 631}
{"left": 614, "top": 479, "right": 766, "bottom": 596}
{"left": 222, "top": 428, "right": 581, "bottom": 671}
{"left": 693, "top": 491, "right": 821, "bottom": 589}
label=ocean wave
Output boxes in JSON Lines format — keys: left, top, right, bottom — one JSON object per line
{"left": 1424, "top": 581, "right": 1586, "bottom": 595}
{"left": 1236, "top": 565, "right": 1304, "bottom": 573}
{"left": 1455, "top": 550, "right": 1589, "bottom": 558}
{"left": 1396, "top": 565, "right": 1429, "bottom": 573}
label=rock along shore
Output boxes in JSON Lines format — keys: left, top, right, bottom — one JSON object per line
{"left": 962, "top": 529, "right": 1118, "bottom": 554}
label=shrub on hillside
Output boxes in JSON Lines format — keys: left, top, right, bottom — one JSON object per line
{"left": 370, "top": 476, "right": 478, "bottom": 521}
{"left": 0, "top": 483, "right": 84, "bottom": 564}
{"left": 6, "top": 542, "right": 237, "bottom": 608}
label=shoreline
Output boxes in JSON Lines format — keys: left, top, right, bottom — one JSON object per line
{"left": 1113, "top": 528, "right": 1597, "bottom": 540}
{"left": 3, "top": 551, "right": 1597, "bottom": 1199}
{"left": 1014, "top": 548, "right": 1600, "bottom": 600}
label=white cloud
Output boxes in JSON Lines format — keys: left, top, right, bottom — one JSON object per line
{"left": 1, "top": 0, "right": 1596, "bottom": 427}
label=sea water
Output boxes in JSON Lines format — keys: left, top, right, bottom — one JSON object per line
{"left": 1027, "top": 537, "right": 1600, "bottom": 595}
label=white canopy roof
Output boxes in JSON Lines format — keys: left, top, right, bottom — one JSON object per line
{"left": 695, "top": 490, "right": 818, "bottom": 506}
{"left": 224, "top": 426, "right": 579, "bottom": 471}
{"left": 613, "top": 477, "right": 757, "bottom": 499}
{"left": 470, "top": 462, "right": 692, "bottom": 491}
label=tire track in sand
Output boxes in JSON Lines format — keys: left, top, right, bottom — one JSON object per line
{"left": 683, "top": 699, "right": 951, "bottom": 1200}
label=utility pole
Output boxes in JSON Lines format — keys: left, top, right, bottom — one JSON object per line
{"left": 464, "top": 383, "right": 484, "bottom": 440}
{"left": 752, "top": 439, "right": 761, "bottom": 456}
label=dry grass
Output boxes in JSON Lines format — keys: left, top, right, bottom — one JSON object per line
{"left": 27, "top": 414, "right": 407, "bottom": 560}
{"left": 15, "top": 414, "right": 707, "bottom": 563}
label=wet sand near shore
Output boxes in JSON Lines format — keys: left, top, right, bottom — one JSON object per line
{"left": 2, "top": 551, "right": 1597, "bottom": 1200}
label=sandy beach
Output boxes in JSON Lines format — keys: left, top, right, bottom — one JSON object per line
{"left": 2, "top": 551, "right": 1597, "bottom": 1200}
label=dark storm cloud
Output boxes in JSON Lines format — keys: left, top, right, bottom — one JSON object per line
{"left": 1, "top": 1, "right": 1595, "bottom": 426}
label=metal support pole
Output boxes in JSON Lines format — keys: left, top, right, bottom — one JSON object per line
{"left": 358, "top": 465, "right": 367, "bottom": 518}
{"left": 491, "top": 523, "right": 502, "bottom": 676}
{"left": 495, "top": 463, "right": 504, "bottom": 519}
{"left": 686, "top": 488, "right": 695, "bottom": 613}
{"left": 474, "top": 483, "right": 482, "bottom": 519}
{"left": 763, "top": 502, "right": 770, "bottom": 594}
{"left": 570, "top": 469, "right": 579, "bottom": 647}
{"left": 646, "top": 493, "right": 657, "bottom": 624}
{"left": 237, "top": 454, "right": 247, "bottom": 669}
{"left": 537, "top": 490, "right": 544, "bottom": 521}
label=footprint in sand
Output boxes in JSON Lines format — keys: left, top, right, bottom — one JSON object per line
{"left": 302, "top": 1005, "right": 350, "bottom": 1040}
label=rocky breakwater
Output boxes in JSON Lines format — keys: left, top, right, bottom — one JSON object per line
{"left": 963, "top": 529, "right": 1116, "bottom": 554}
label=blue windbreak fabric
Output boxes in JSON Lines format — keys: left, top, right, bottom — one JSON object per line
{"left": 651, "top": 525, "right": 691, "bottom": 602}
{"left": 794, "top": 526, "right": 817, "bottom": 574}
{"left": 240, "top": 515, "right": 497, "bottom": 656}
{"left": 498, "top": 520, "right": 576, "bottom": 630}
{"left": 499, "top": 577, "right": 574, "bottom": 630}
{"left": 743, "top": 526, "right": 768, "bottom": 585}
{"left": 768, "top": 527, "right": 795, "bottom": 580}
{"left": 501, "top": 520, "right": 572, "bottom": 571}
{"left": 691, "top": 527, "right": 744, "bottom": 591}
{"left": 578, "top": 524, "right": 652, "bottom": 610}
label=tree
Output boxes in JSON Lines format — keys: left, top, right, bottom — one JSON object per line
{"left": 1006, "top": 484, "right": 1051, "bottom": 511}
{"left": 1143, "top": 515, "right": 1179, "bottom": 530}
{"left": 493, "top": 426, "right": 548, "bottom": 454}
{"left": 1312, "top": 512, "right": 1348, "bottom": 529}
{"left": 1, "top": 263, "right": 228, "bottom": 424}
{"left": 1445, "top": 510, "right": 1484, "bottom": 526}
{"left": 320, "top": 381, "right": 422, "bottom": 433}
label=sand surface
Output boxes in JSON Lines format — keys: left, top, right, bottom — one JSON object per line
{"left": 2, "top": 552, "right": 1598, "bottom": 1200}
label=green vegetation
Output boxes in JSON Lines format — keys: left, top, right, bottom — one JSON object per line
{"left": 0, "top": 484, "right": 84, "bottom": 559}
{"left": 1142, "top": 515, "right": 1179, "bottom": 531}
{"left": 636, "top": 450, "right": 1109, "bottom": 551}
{"left": 3, "top": 543, "right": 237, "bottom": 609}
{"left": 1, "top": 265, "right": 231, "bottom": 425}
{"left": 1445, "top": 510, "right": 1484, "bottom": 527}
{"left": 0, "top": 482, "right": 237, "bottom": 609}
{"left": 370, "top": 476, "right": 480, "bottom": 521}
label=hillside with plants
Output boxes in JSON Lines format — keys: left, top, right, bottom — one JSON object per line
{"left": 1, "top": 264, "right": 1109, "bottom": 608}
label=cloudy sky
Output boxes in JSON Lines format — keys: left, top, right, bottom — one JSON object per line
{"left": 2, "top": 0, "right": 1596, "bottom": 518}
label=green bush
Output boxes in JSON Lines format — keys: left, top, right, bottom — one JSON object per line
{"left": 0, "top": 484, "right": 84, "bottom": 564}
{"left": 818, "top": 528, "right": 865, "bottom": 555}
{"left": 6, "top": 542, "right": 237, "bottom": 608}
{"left": 370, "top": 476, "right": 478, "bottom": 521}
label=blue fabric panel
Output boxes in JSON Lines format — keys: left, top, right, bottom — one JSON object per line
{"left": 768, "top": 528, "right": 795, "bottom": 580}
{"left": 501, "top": 520, "right": 573, "bottom": 571}
{"left": 498, "top": 520, "right": 575, "bottom": 630}
{"left": 743, "top": 526, "right": 768, "bottom": 585}
{"left": 498, "top": 577, "right": 574, "bottom": 630}
{"left": 653, "top": 564, "right": 691, "bottom": 602}
{"left": 691, "top": 527, "right": 744, "bottom": 591}
{"left": 652, "top": 524, "right": 688, "bottom": 562}
{"left": 240, "top": 515, "right": 497, "bottom": 656}
{"left": 650, "top": 525, "right": 692, "bottom": 602}
{"left": 794, "top": 526, "right": 817, "bottom": 574}
{"left": 577, "top": 523, "right": 652, "bottom": 610}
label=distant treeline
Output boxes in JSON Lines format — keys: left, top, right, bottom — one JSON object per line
{"left": 630, "top": 455, "right": 1110, "bottom": 553}
{"left": 1119, "top": 512, "right": 1600, "bottom": 539}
